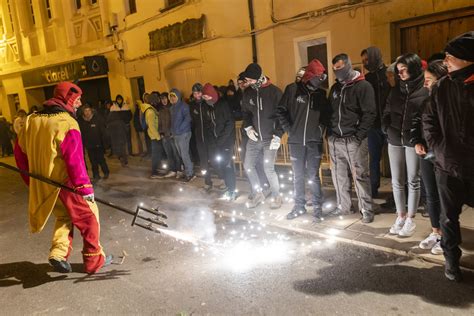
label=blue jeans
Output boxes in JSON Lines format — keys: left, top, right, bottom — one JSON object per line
{"left": 162, "top": 136, "right": 179, "bottom": 172}
{"left": 289, "top": 142, "right": 323, "bottom": 208}
{"left": 368, "top": 128, "right": 386, "bottom": 197}
{"left": 174, "top": 132, "right": 194, "bottom": 177}
{"left": 244, "top": 139, "right": 279, "bottom": 197}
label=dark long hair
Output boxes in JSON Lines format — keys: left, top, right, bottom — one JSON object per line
{"left": 395, "top": 53, "right": 423, "bottom": 79}
{"left": 426, "top": 59, "right": 448, "bottom": 79}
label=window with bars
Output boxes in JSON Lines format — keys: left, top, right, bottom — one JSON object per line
{"left": 30, "top": 0, "right": 36, "bottom": 25}
{"left": 75, "top": 0, "right": 82, "bottom": 10}
{"left": 45, "top": 0, "right": 52, "bottom": 20}
{"left": 7, "top": 0, "right": 14, "bottom": 32}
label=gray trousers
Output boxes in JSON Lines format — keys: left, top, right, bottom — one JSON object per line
{"left": 174, "top": 132, "right": 194, "bottom": 177}
{"left": 329, "top": 136, "right": 373, "bottom": 215}
{"left": 244, "top": 139, "right": 280, "bottom": 197}
{"left": 388, "top": 144, "right": 420, "bottom": 217}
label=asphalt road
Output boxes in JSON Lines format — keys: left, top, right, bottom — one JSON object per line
{"left": 1, "top": 157, "right": 474, "bottom": 315}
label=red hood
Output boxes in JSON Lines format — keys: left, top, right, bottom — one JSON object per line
{"left": 43, "top": 82, "right": 82, "bottom": 114}
{"left": 465, "top": 74, "right": 474, "bottom": 84}
{"left": 261, "top": 77, "right": 272, "bottom": 88}
{"left": 202, "top": 83, "right": 219, "bottom": 102}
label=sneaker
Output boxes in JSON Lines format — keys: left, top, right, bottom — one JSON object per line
{"left": 361, "top": 211, "right": 374, "bottom": 224}
{"left": 419, "top": 233, "right": 441, "bottom": 250}
{"left": 221, "top": 190, "right": 237, "bottom": 201}
{"left": 331, "top": 207, "right": 350, "bottom": 217}
{"left": 203, "top": 184, "right": 213, "bottom": 192}
{"left": 246, "top": 192, "right": 265, "bottom": 209}
{"left": 270, "top": 195, "right": 282, "bottom": 209}
{"left": 104, "top": 255, "right": 114, "bottom": 267}
{"left": 313, "top": 206, "right": 323, "bottom": 223}
{"left": 398, "top": 217, "right": 416, "bottom": 237}
{"left": 184, "top": 174, "right": 197, "bottom": 182}
{"left": 263, "top": 188, "right": 272, "bottom": 198}
{"left": 175, "top": 171, "right": 183, "bottom": 179}
{"left": 286, "top": 205, "right": 306, "bottom": 220}
{"left": 431, "top": 241, "right": 443, "bottom": 255}
{"left": 49, "top": 258, "right": 72, "bottom": 273}
{"left": 103, "top": 173, "right": 109, "bottom": 180}
{"left": 445, "top": 266, "right": 463, "bottom": 282}
{"left": 389, "top": 216, "right": 406, "bottom": 235}
{"left": 164, "top": 171, "right": 177, "bottom": 178}
{"left": 150, "top": 174, "right": 161, "bottom": 179}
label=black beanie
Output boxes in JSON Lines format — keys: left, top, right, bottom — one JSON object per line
{"left": 192, "top": 83, "right": 203, "bottom": 92}
{"left": 243, "top": 63, "right": 262, "bottom": 80}
{"left": 445, "top": 31, "right": 474, "bottom": 62}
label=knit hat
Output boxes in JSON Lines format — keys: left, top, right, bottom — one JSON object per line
{"left": 243, "top": 63, "right": 262, "bottom": 80}
{"left": 192, "top": 83, "right": 203, "bottom": 93}
{"left": 202, "top": 83, "right": 219, "bottom": 102}
{"left": 302, "top": 59, "right": 326, "bottom": 83}
{"left": 238, "top": 72, "right": 246, "bottom": 81}
{"left": 445, "top": 31, "right": 474, "bottom": 62}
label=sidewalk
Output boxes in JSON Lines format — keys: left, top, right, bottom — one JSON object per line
{"left": 102, "top": 155, "right": 474, "bottom": 270}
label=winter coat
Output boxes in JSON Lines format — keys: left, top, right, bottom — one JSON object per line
{"left": 383, "top": 73, "right": 429, "bottom": 147}
{"left": 190, "top": 99, "right": 213, "bottom": 144}
{"left": 328, "top": 74, "right": 376, "bottom": 140}
{"left": 423, "top": 64, "right": 474, "bottom": 180}
{"left": 158, "top": 105, "right": 172, "bottom": 137}
{"left": 79, "top": 114, "right": 107, "bottom": 150}
{"left": 110, "top": 101, "right": 132, "bottom": 126}
{"left": 365, "top": 65, "right": 391, "bottom": 129}
{"left": 139, "top": 102, "right": 160, "bottom": 141}
{"left": 170, "top": 89, "right": 192, "bottom": 136}
{"left": 206, "top": 99, "right": 235, "bottom": 149}
{"left": 107, "top": 111, "right": 127, "bottom": 157}
{"left": 242, "top": 79, "right": 283, "bottom": 141}
{"left": 277, "top": 82, "right": 331, "bottom": 145}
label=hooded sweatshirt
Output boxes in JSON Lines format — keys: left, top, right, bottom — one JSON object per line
{"left": 242, "top": 77, "right": 283, "bottom": 141}
{"left": 139, "top": 101, "right": 160, "bottom": 140}
{"left": 328, "top": 72, "right": 376, "bottom": 140}
{"left": 364, "top": 47, "right": 391, "bottom": 129}
{"left": 170, "top": 89, "right": 192, "bottom": 136}
{"left": 14, "top": 81, "right": 93, "bottom": 233}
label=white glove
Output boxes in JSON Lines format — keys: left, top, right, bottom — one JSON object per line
{"left": 245, "top": 126, "right": 259, "bottom": 142}
{"left": 83, "top": 193, "right": 95, "bottom": 203}
{"left": 269, "top": 135, "right": 281, "bottom": 150}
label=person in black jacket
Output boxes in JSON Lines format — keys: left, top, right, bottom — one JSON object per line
{"left": 111, "top": 94, "right": 133, "bottom": 156}
{"left": 423, "top": 32, "right": 474, "bottom": 282}
{"left": 410, "top": 60, "right": 447, "bottom": 256}
{"left": 328, "top": 53, "right": 376, "bottom": 223}
{"left": 202, "top": 83, "right": 237, "bottom": 200}
{"left": 242, "top": 63, "right": 283, "bottom": 209}
{"left": 383, "top": 53, "right": 429, "bottom": 237}
{"left": 277, "top": 59, "right": 331, "bottom": 221}
{"left": 189, "top": 83, "right": 215, "bottom": 189}
{"left": 361, "top": 46, "right": 391, "bottom": 198}
{"left": 79, "top": 105, "right": 109, "bottom": 180}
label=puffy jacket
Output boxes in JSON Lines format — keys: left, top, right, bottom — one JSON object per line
{"left": 207, "top": 99, "right": 235, "bottom": 148}
{"left": 383, "top": 73, "right": 429, "bottom": 147}
{"left": 170, "top": 89, "right": 192, "bottom": 136}
{"left": 190, "top": 99, "right": 213, "bottom": 143}
{"left": 277, "top": 82, "right": 331, "bottom": 145}
{"left": 423, "top": 64, "right": 474, "bottom": 180}
{"left": 328, "top": 74, "right": 376, "bottom": 140}
{"left": 365, "top": 65, "right": 391, "bottom": 129}
{"left": 242, "top": 79, "right": 283, "bottom": 141}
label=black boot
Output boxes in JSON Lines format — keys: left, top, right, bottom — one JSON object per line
{"left": 286, "top": 205, "right": 307, "bottom": 220}
{"left": 49, "top": 258, "right": 72, "bottom": 273}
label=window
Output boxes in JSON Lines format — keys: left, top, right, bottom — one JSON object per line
{"left": 45, "top": 0, "right": 52, "bottom": 20}
{"left": 75, "top": 0, "right": 82, "bottom": 10}
{"left": 129, "top": 0, "right": 137, "bottom": 14}
{"left": 90, "top": 0, "right": 97, "bottom": 4}
{"left": 7, "top": 0, "right": 14, "bottom": 32}
{"left": 160, "top": 0, "right": 185, "bottom": 13}
{"left": 30, "top": 0, "right": 36, "bottom": 25}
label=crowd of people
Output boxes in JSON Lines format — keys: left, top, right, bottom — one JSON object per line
{"left": 9, "top": 31, "right": 473, "bottom": 281}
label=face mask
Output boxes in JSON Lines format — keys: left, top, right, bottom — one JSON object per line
{"left": 250, "top": 75, "right": 265, "bottom": 90}
{"left": 205, "top": 99, "right": 216, "bottom": 106}
{"left": 306, "top": 74, "right": 327, "bottom": 91}
{"left": 334, "top": 63, "right": 353, "bottom": 83}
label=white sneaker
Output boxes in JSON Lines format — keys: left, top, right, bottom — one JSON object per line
{"left": 175, "top": 171, "right": 183, "bottom": 179}
{"left": 419, "top": 233, "right": 441, "bottom": 249}
{"left": 398, "top": 217, "right": 416, "bottom": 237}
{"left": 389, "top": 217, "right": 406, "bottom": 235}
{"left": 431, "top": 241, "right": 443, "bottom": 255}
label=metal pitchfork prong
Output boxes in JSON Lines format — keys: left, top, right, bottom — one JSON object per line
{"left": 131, "top": 205, "right": 169, "bottom": 232}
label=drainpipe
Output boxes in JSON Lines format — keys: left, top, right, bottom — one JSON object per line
{"left": 247, "top": 0, "right": 257, "bottom": 63}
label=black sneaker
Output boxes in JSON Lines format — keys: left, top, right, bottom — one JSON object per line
{"left": 361, "top": 212, "right": 374, "bottom": 224}
{"left": 49, "top": 258, "right": 72, "bottom": 273}
{"left": 313, "top": 207, "right": 323, "bottom": 223}
{"left": 286, "top": 205, "right": 307, "bottom": 220}
{"left": 103, "top": 173, "right": 109, "bottom": 180}
{"left": 331, "top": 208, "right": 350, "bottom": 216}
{"left": 184, "top": 174, "right": 197, "bottom": 182}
